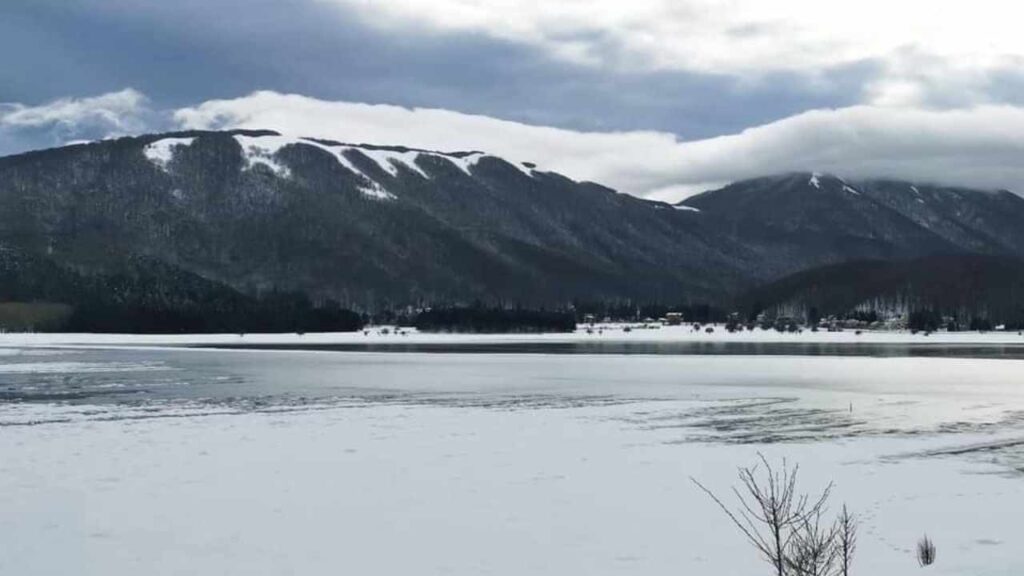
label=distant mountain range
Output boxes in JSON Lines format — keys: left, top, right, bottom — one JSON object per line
{"left": 679, "top": 172, "right": 1024, "bottom": 279}
{"left": 1, "top": 131, "right": 1023, "bottom": 327}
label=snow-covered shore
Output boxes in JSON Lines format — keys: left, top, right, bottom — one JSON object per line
{"left": 0, "top": 323, "right": 1023, "bottom": 348}
{"left": 2, "top": 393, "right": 1022, "bottom": 575}
{"left": 2, "top": 341, "right": 1024, "bottom": 574}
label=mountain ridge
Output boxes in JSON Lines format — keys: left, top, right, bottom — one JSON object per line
{"left": 679, "top": 171, "right": 1024, "bottom": 277}
{"left": 2, "top": 133, "right": 1024, "bottom": 314}
{"left": 0, "top": 130, "right": 752, "bottom": 308}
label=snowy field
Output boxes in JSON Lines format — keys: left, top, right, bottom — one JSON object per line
{"left": 2, "top": 323, "right": 1024, "bottom": 347}
{"left": 2, "top": 339, "right": 1024, "bottom": 575}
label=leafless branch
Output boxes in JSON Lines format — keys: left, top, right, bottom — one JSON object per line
{"left": 691, "top": 453, "right": 835, "bottom": 576}
{"left": 786, "top": 508, "right": 840, "bottom": 576}
{"left": 836, "top": 505, "right": 857, "bottom": 576}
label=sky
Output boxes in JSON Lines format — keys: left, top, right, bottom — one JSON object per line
{"left": 3, "top": 0, "right": 1024, "bottom": 200}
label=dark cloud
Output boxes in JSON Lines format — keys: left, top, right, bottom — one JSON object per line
{"left": 1, "top": 0, "right": 870, "bottom": 145}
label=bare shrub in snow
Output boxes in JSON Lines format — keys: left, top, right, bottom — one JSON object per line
{"left": 836, "top": 505, "right": 857, "bottom": 576}
{"left": 917, "top": 534, "right": 937, "bottom": 567}
{"left": 692, "top": 454, "right": 834, "bottom": 576}
{"left": 786, "top": 508, "right": 839, "bottom": 576}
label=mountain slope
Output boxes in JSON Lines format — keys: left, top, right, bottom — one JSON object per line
{"left": 679, "top": 172, "right": 1024, "bottom": 279}
{"left": 740, "top": 254, "right": 1024, "bottom": 327}
{"left": 5, "top": 136, "right": 1024, "bottom": 313}
{"left": 0, "top": 130, "right": 754, "bottom": 307}
{"left": 854, "top": 179, "right": 1024, "bottom": 255}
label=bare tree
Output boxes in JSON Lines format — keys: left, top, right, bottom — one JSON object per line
{"left": 917, "top": 534, "right": 936, "bottom": 567}
{"left": 692, "top": 453, "right": 833, "bottom": 576}
{"left": 835, "top": 505, "right": 857, "bottom": 576}
{"left": 786, "top": 508, "right": 840, "bottom": 576}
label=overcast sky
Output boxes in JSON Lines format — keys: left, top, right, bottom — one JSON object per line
{"left": 4, "top": 0, "right": 1024, "bottom": 200}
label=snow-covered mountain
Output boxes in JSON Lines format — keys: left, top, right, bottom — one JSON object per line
{"left": 0, "top": 130, "right": 748, "bottom": 307}
{"left": 679, "top": 172, "right": 1024, "bottom": 279}
{"left": 2, "top": 134, "right": 1023, "bottom": 310}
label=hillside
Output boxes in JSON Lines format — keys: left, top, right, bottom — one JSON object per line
{"left": 3, "top": 135, "right": 1024, "bottom": 317}
{"left": 741, "top": 254, "right": 1024, "bottom": 327}
{"left": 0, "top": 246, "right": 363, "bottom": 333}
{"left": 679, "top": 173, "right": 1024, "bottom": 278}
{"left": 0, "top": 130, "right": 753, "bottom": 308}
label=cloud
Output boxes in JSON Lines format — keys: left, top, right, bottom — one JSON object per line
{"left": 1, "top": 0, "right": 867, "bottom": 142}
{"left": 176, "top": 91, "right": 1024, "bottom": 201}
{"left": 0, "top": 88, "right": 149, "bottom": 132}
{"left": 321, "top": 0, "right": 1024, "bottom": 106}
{"left": 174, "top": 91, "right": 690, "bottom": 193}
{"left": 0, "top": 89, "right": 155, "bottom": 154}
{"left": 322, "top": 0, "right": 1024, "bottom": 73}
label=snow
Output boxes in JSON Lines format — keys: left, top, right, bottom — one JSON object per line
{"left": 232, "top": 135, "right": 399, "bottom": 199}
{"left": 4, "top": 324, "right": 1024, "bottom": 348}
{"left": 842, "top": 184, "right": 861, "bottom": 195}
{"left": 220, "top": 133, "right": 539, "bottom": 199}
{"left": 508, "top": 160, "right": 537, "bottom": 177}
{"left": 289, "top": 139, "right": 396, "bottom": 200}
{"left": 143, "top": 137, "right": 195, "bottom": 170}
{"left": 1, "top": 347, "right": 1024, "bottom": 575}
{"left": 356, "top": 179, "right": 396, "bottom": 200}
{"left": 674, "top": 204, "right": 701, "bottom": 212}
{"left": 233, "top": 135, "right": 292, "bottom": 178}
{"left": 446, "top": 151, "right": 486, "bottom": 175}
{"left": 351, "top": 147, "right": 430, "bottom": 179}
{"left": 809, "top": 172, "right": 821, "bottom": 188}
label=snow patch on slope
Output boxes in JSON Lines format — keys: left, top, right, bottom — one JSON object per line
{"left": 353, "top": 148, "right": 430, "bottom": 179}
{"left": 809, "top": 173, "right": 821, "bottom": 189}
{"left": 143, "top": 137, "right": 194, "bottom": 170}
{"left": 910, "top": 185, "right": 927, "bottom": 203}
{"left": 446, "top": 152, "right": 486, "bottom": 175}
{"left": 674, "top": 204, "right": 701, "bottom": 212}
{"left": 233, "top": 135, "right": 292, "bottom": 178}
{"left": 509, "top": 160, "right": 536, "bottom": 177}
{"left": 222, "top": 133, "right": 542, "bottom": 200}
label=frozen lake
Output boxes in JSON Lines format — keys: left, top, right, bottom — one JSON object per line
{"left": 2, "top": 332, "right": 1023, "bottom": 575}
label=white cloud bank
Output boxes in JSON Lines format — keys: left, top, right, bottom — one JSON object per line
{"left": 0, "top": 89, "right": 149, "bottom": 135}
{"left": 321, "top": 0, "right": 1024, "bottom": 107}
{"left": 176, "top": 91, "right": 1024, "bottom": 201}
{"left": 0, "top": 89, "right": 154, "bottom": 156}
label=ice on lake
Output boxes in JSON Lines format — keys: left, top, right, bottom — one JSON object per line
{"left": 1, "top": 332, "right": 1023, "bottom": 575}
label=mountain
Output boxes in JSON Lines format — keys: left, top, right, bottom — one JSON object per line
{"left": 678, "top": 172, "right": 1024, "bottom": 279}
{"left": 739, "top": 254, "right": 1024, "bottom": 328}
{"left": 0, "top": 130, "right": 753, "bottom": 309}
{"left": 3, "top": 133, "right": 1024, "bottom": 318}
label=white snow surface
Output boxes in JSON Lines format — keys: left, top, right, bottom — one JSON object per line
{"left": 221, "top": 133, "right": 540, "bottom": 200}
{"left": 143, "top": 137, "right": 195, "bottom": 169}
{"left": 809, "top": 172, "right": 821, "bottom": 188}
{"left": 6, "top": 330, "right": 1024, "bottom": 574}
{"left": 674, "top": 204, "right": 700, "bottom": 212}
{"left": 843, "top": 184, "right": 861, "bottom": 195}
{"left": 2, "top": 345, "right": 1024, "bottom": 575}
{"left": 352, "top": 147, "right": 430, "bottom": 178}
{"left": 233, "top": 135, "right": 292, "bottom": 178}
{"left": 445, "top": 151, "right": 486, "bottom": 175}
{"left": 4, "top": 323, "right": 1024, "bottom": 348}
